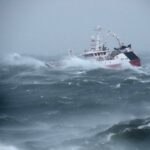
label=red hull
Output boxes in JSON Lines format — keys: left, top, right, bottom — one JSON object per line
{"left": 130, "top": 59, "right": 141, "bottom": 67}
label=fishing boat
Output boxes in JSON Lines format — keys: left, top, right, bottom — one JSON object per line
{"left": 70, "top": 27, "right": 141, "bottom": 68}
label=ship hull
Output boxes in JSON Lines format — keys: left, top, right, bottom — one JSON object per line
{"left": 83, "top": 52, "right": 141, "bottom": 68}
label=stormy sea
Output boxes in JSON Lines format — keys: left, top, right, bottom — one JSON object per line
{"left": 0, "top": 52, "right": 150, "bottom": 150}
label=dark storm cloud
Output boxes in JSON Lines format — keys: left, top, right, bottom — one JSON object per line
{"left": 0, "top": 0, "right": 150, "bottom": 56}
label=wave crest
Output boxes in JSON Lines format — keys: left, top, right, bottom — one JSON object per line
{"left": 0, "top": 143, "right": 19, "bottom": 150}
{"left": 61, "top": 56, "right": 106, "bottom": 70}
{"left": 2, "top": 53, "right": 46, "bottom": 68}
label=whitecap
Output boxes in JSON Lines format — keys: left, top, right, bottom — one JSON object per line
{"left": 126, "top": 76, "right": 138, "bottom": 80}
{"left": 115, "top": 83, "right": 121, "bottom": 88}
{"left": 61, "top": 56, "right": 106, "bottom": 70}
{"left": 138, "top": 123, "right": 150, "bottom": 129}
{"left": 2, "top": 53, "right": 46, "bottom": 68}
{"left": 106, "top": 133, "right": 115, "bottom": 142}
{"left": 0, "top": 143, "right": 19, "bottom": 150}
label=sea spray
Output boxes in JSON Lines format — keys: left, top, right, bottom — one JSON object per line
{"left": 2, "top": 53, "right": 46, "bottom": 68}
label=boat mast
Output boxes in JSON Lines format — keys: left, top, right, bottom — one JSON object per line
{"left": 113, "top": 34, "right": 121, "bottom": 47}
{"left": 108, "top": 31, "right": 122, "bottom": 47}
{"left": 95, "top": 26, "right": 102, "bottom": 51}
{"left": 90, "top": 36, "right": 96, "bottom": 51}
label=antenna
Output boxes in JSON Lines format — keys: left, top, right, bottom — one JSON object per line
{"left": 107, "top": 30, "right": 122, "bottom": 47}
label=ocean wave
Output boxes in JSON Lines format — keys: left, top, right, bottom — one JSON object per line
{"left": 0, "top": 114, "right": 23, "bottom": 127}
{"left": 97, "top": 118, "right": 150, "bottom": 143}
{"left": 134, "top": 63, "right": 150, "bottom": 75}
{"left": 0, "top": 143, "right": 19, "bottom": 150}
{"left": 124, "top": 75, "right": 150, "bottom": 85}
{"left": 66, "top": 118, "right": 150, "bottom": 150}
{"left": 2, "top": 53, "right": 46, "bottom": 68}
{"left": 61, "top": 56, "right": 107, "bottom": 70}
{"left": 1, "top": 53, "right": 149, "bottom": 76}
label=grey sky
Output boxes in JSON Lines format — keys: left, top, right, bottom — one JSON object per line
{"left": 0, "top": 0, "right": 150, "bottom": 56}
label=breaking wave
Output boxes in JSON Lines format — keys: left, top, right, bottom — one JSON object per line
{"left": 2, "top": 53, "right": 46, "bottom": 68}
{"left": 1, "top": 53, "right": 148, "bottom": 73}
{"left": 64, "top": 118, "right": 150, "bottom": 150}
{"left": 93, "top": 118, "right": 150, "bottom": 150}
{"left": 0, "top": 143, "right": 19, "bottom": 150}
{"left": 61, "top": 56, "right": 105, "bottom": 70}
{"left": 59, "top": 56, "right": 147, "bottom": 73}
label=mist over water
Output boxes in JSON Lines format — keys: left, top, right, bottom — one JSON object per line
{"left": 0, "top": 53, "right": 150, "bottom": 150}
{"left": 1, "top": 0, "right": 150, "bottom": 149}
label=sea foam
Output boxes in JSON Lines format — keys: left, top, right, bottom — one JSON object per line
{"left": 2, "top": 53, "right": 46, "bottom": 68}
{"left": 0, "top": 143, "right": 19, "bottom": 150}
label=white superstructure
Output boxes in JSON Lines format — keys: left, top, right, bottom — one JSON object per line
{"left": 81, "top": 27, "right": 141, "bottom": 68}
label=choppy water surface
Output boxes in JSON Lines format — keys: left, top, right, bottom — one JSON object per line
{"left": 0, "top": 53, "right": 150, "bottom": 150}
